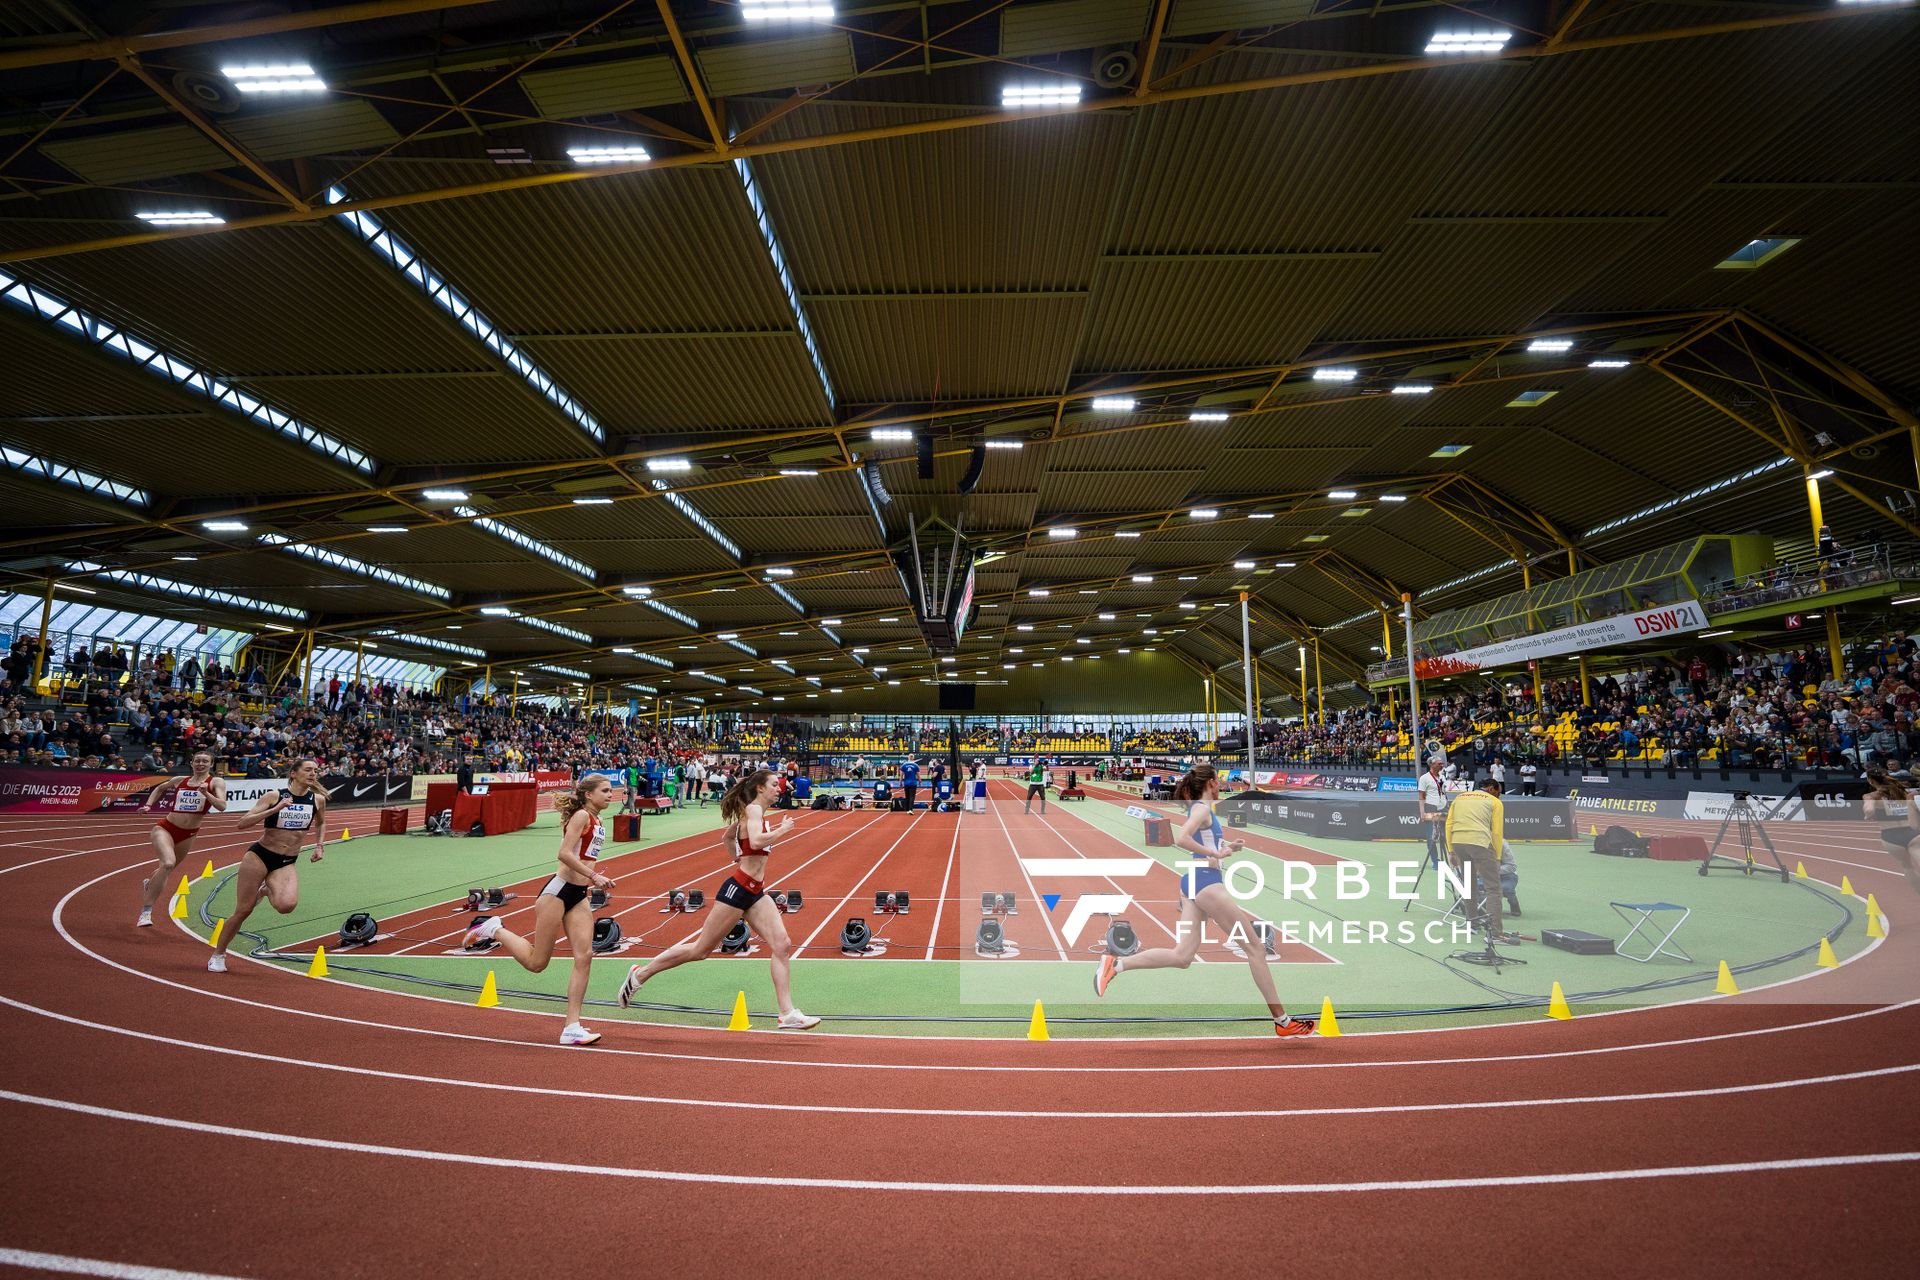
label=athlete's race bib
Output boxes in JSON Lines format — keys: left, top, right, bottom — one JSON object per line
{"left": 277, "top": 801, "right": 315, "bottom": 831}
{"left": 173, "top": 789, "right": 206, "bottom": 814}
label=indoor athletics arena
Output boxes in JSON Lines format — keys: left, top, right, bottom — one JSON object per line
{"left": 2, "top": 2, "right": 1917, "bottom": 1277}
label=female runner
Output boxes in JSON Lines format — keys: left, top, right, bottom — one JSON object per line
{"left": 618, "top": 769, "right": 820, "bottom": 1029}
{"left": 136, "top": 749, "right": 226, "bottom": 926}
{"left": 208, "top": 756, "right": 326, "bottom": 974}
{"left": 1863, "top": 765, "right": 1920, "bottom": 895}
{"left": 1093, "top": 763, "right": 1313, "bottom": 1037}
{"left": 463, "top": 776, "right": 618, "bottom": 1045}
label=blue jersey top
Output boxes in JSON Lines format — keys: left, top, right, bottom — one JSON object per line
{"left": 901, "top": 761, "right": 920, "bottom": 784}
{"left": 792, "top": 774, "right": 812, "bottom": 798}
{"left": 1192, "top": 802, "right": 1224, "bottom": 855}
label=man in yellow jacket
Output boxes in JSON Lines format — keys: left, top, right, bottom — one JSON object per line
{"left": 1445, "top": 777, "right": 1514, "bottom": 942}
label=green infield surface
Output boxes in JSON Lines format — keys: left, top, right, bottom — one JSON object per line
{"left": 173, "top": 783, "right": 1870, "bottom": 1039}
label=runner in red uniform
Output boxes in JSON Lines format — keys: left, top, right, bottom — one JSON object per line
{"left": 618, "top": 769, "right": 820, "bottom": 1029}
{"left": 136, "top": 750, "right": 226, "bottom": 927}
{"left": 463, "top": 776, "right": 617, "bottom": 1045}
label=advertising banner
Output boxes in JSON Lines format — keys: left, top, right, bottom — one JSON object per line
{"left": 1220, "top": 791, "right": 1575, "bottom": 840}
{"left": 1682, "top": 790, "right": 1804, "bottom": 822}
{"left": 0, "top": 768, "right": 170, "bottom": 813}
{"left": 1413, "top": 600, "right": 1707, "bottom": 681}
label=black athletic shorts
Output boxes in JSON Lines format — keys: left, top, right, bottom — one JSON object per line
{"left": 1881, "top": 826, "right": 1918, "bottom": 849}
{"left": 1026, "top": 784, "right": 1046, "bottom": 799}
{"left": 716, "top": 871, "right": 765, "bottom": 911}
{"left": 247, "top": 842, "right": 298, "bottom": 874}
{"left": 540, "top": 874, "right": 590, "bottom": 912}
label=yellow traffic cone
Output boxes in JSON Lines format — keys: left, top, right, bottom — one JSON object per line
{"left": 175, "top": 873, "right": 191, "bottom": 899}
{"left": 1840, "top": 875, "right": 1856, "bottom": 896}
{"left": 1817, "top": 937, "right": 1841, "bottom": 967}
{"left": 1715, "top": 960, "right": 1739, "bottom": 995}
{"left": 200, "top": 860, "right": 214, "bottom": 880}
{"left": 169, "top": 892, "right": 188, "bottom": 920}
{"left": 1317, "top": 995, "right": 1342, "bottom": 1036}
{"left": 1866, "top": 892, "right": 1883, "bottom": 921}
{"left": 340, "top": 828, "right": 351, "bottom": 841}
{"left": 1026, "top": 999, "right": 1049, "bottom": 1041}
{"left": 476, "top": 970, "right": 500, "bottom": 1007}
{"left": 1547, "top": 981, "right": 1572, "bottom": 1021}
{"left": 1794, "top": 861, "right": 1807, "bottom": 879}
{"left": 306, "top": 946, "right": 328, "bottom": 978}
{"left": 729, "top": 991, "right": 751, "bottom": 1031}
{"left": 1866, "top": 907, "right": 1886, "bottom": 940}
{"left": 209, "top": 918, "right": 225, "bottom": 948}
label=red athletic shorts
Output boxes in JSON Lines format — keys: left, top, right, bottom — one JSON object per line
{"left": 155, "top": 818, "right": 199, "bottom": 847}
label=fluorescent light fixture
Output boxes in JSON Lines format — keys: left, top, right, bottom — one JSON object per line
{"left": 1697, "top": 630, "right": 1733, "bottom": 638}
{"left": 1089, "top": 396, "right": 1136, "bottom": 411}
{"left": 870, "top": 428, "right": 914, "bottom": 442}
{"left": 1028, "top": 588, "right": 1050, "bottom": 597}
{"left": 983, "top": 439, "right": 1024, "bottom": 450}
{"left": 572, "top": 496, "right": 614, "bottom": 505}
{"left": 1233, "top": 561, "right": 1255, "bottom": 569}
{"left": 645, "top": 457, "right": 692, "bottom": 473}
{"left": 222, "top": 63, "right": 327, "bottom": 92}
{"left": 1392, "top": 384, "right": 1434, "bottom": 395}
{"left": 765, "top": 567, "right": 795, "bottom": 576}
{"left": 873, "top": 667, "right": 888, "bottom": 674}
{"left": 1380, "top": 494, "right": 1409, "bottom": 503}
{"left": 1189, "top": 410, "right": 1230, "bottom": 422}
{"left": 1190, "top": 508, "right": 1218, "bottom": 519}
{"left": 1076, "top": 638, "right": 1091, "bottom": 645}
{"left": 1017, "top": 624, "right": 1034, "bottom": 632}
{"left": 1247, "top": 513, "right": 1275, "bottom": 521}
{"left": 1526, "top": 338, "right": 1574, "bottom": 353}
{"left": 1118, "top": 648, "right": 1131, "bottom": 655}
{"left": 421, "top": 488, "right": 469, "bottom": 501}
{"left": 1046, "top": 527, "right": 1077, "bottom": 538}
{"left": 1098, "top": 613, "right": 1115, "bottom": 620}
{"left": 613, "top": 647, "right": 635, "bottom": 654}
{"left": 567, "top": 144, "right": 651, "bottom": 165}
{"left": 1328, "top": 489, "right": 1358, "bottom": 500}
{"left": 171, "top": 555, "right": 197, "bottom": 561}
{"left": 1003, "top": 83, "right": 1082, "bottom": 108}
{"left": 365, "top": 525, "right": 409, "bottom": 532}
{"left": 621, "top": 585, "right": 652, "bottom": 597}
{"left": 201, "top": 520, "right": 248, "bottom": 531}
{"left": 779, "top": 468, "right": 818, "bottom": 476}
{"left": 1144, "top": 629, "right": 1158, "bottom": 635}
{"left": 822, "top": 618, "right": 842, "bottom": 625}
{"left": 942, "top": 657, "right": 957, "bottom": 664}
{"left": 1115, "top": 530, "right": 1141, "bottom": 538}
{"left": 263, "top": 622, "right": 292, "bottom": 632}
{"left": 1312, "top": 368, "right": 1358, "bottom": 382}
{"left": 718, "top": 632, "right": 740, "bottom": 640}
{"left": 1273, "top": 561, "right": 1296, "bottom": 568}
{"left": 1891, "top": 595, "right": 1920, "bottom": 606}
{"left": 1589, "top": 359, "right": 1630, "bottom": 369}
{"left": 137, "top": 211, "right": 225, "bottom": 226}
{"left": 479, "top": 606, "right": 515, "bottom": 617}
{"left": 1811, "top": 469, "right": 1834, "bottom": 480}
{"left": 852, "top": 647, "right": 869, "bottom": 654}
{"left": 1131, "top": 574, "right": 1154, "bottom": 583}
{"left": 1425, "top": 30, "right": 1513, "bottom": 54}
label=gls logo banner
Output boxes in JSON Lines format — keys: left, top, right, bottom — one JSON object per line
{"left": 1016, "top": 858, "right": 1156, "bottom": 944}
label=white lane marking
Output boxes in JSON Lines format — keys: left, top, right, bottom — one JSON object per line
{"left": 4, "top": 991, "right": 1915, "bottom": 1119}
{"left": 988, "top": 786, "right": 1069, "bottom": 960}
{"left": 923, "top": 813, "right": 963, "bottom": 960}
{"left": 44, "top": 863, "right": 1920, "bottom": 1070}
{"left": 3, "top": 1087, "right": 1914, "bottom": 1195}
{"left": 792, "top": 812, "right": 927, "bottom": 958}
{"left": 0, "top": 1247, "right": 254, "bottom": 1280}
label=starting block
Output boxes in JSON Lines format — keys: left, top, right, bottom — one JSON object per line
{"left": 771, "top": 889, "right": 804, "bottom": 914}
{"left": 875, "top": 890, "right": 910, "bottom": 914}
{"left": 463, "top": 888, "right": 513, "bottom": 914}
{"left": 981, "top": 891, "right": 1019, "bottom": 915}
{"left": 663, "top": 889, "right": 708, "bottom": 913}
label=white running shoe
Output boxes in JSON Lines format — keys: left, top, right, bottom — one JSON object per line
{"left": 461, "top": 916, "right": 502, "bottom": 950}
{"left": 136, "top": 909, "right": 153, "bottom": 927}
{"left": 207, "top": 953, "right": 227, "bottom": 973}
{"left": 617, "top": 964, "right": 646, "bottom": 1009}
{"left": 776, "top": 1008, "right": 821, "bottom": 1030}
{"left": 560, "top": 1023, "right": 601, "bottom": 1046}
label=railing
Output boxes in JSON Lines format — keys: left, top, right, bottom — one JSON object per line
{"left": 1697, "top": 540, "right": 1917, "bottom": 615}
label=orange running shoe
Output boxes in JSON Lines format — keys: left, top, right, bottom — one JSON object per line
{"left": 1095, "top": 953, "right": 1118, "bottom": 997}
{"left": 1273, "top": 1017, "right": 1315, "bottom": 1038}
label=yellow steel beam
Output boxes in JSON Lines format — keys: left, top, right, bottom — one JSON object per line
{"left": 116, "top": 57, "right": 309, "bottom": 211}
{"left": 0, "top": 0, "right": 509, "bottom": 72}
{"left": 654, "top": 0, "right": 727, "bottom": 152}
{"left": 1136, "top": 0, "right": 1173, "bottom": 98}
{"left": 4, "top": 5, "right": 1903, "bottom": 264}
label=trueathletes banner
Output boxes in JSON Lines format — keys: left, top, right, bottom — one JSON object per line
{"left": 1413, "top": 599, "right": 1708, "bottom": 681}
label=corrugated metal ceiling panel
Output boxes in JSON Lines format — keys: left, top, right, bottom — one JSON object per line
{"left": 810, "top": 295, "right": 1084, "bottom": 401}
{"left": 518, "top": 54, "right": 689, "bottom": 119}
{"left": 224, "top": 99, "right": 400, "bottom": 162}
{"left": 1000, "top": 0, "right": 1148, "bottom": 57}
{"left": 244, "top": 372, "right": 600, "bottom": 464}
{"left": 519, "top": 333, "right": 832, "bottom": 430}
{"left": 740, "top": 101, "right": 1131, "bottom": 292}
{"left": 697, "top": 31, "right": 856, "bottom": 97}
{"left": 1168, "top": 0, "right": 1316, "bottom": 38}
{"left": 1037, "top": 468, "right": 1207, "bottom": 514}
{"left": 40, "top": 124, "right": 227, "bottom": 185}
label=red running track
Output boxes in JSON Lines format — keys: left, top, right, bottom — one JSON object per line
{"left": 2, "top": 803, "right": 1919, "bottom": 1278}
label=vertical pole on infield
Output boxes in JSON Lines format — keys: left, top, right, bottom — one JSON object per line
{"left": 1239, "top": 592, "right": 1256, "bottom": 782}
{"left": 301, "top": 629, "right": 314, "bottom": 702}
{"left": 1298, "top": 645, "right": 1308, "bottom": 725}
{"left": 1402, "top": 593, "right": 1421, "bottom": 771}
{"left": 1314, "top": 637, "right": 1324, "bottom": 726}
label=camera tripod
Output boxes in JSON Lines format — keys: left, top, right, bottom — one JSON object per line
{"left": 1698, "top": 792, "right": 1790, "bottom": 882}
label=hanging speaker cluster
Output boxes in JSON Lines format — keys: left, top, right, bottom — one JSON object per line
{"left": 957, "top": 444, "right": 987, "bottom": 495}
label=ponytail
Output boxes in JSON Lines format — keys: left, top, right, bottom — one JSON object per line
{"left": 1172, "top": 763, "right": 1218, "bottom": 805}
{"left": 554, "top": 775, "right": 597, "bottom": 823}
{"left": 721, "top": 769, "right": 774, "bottom": 826}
